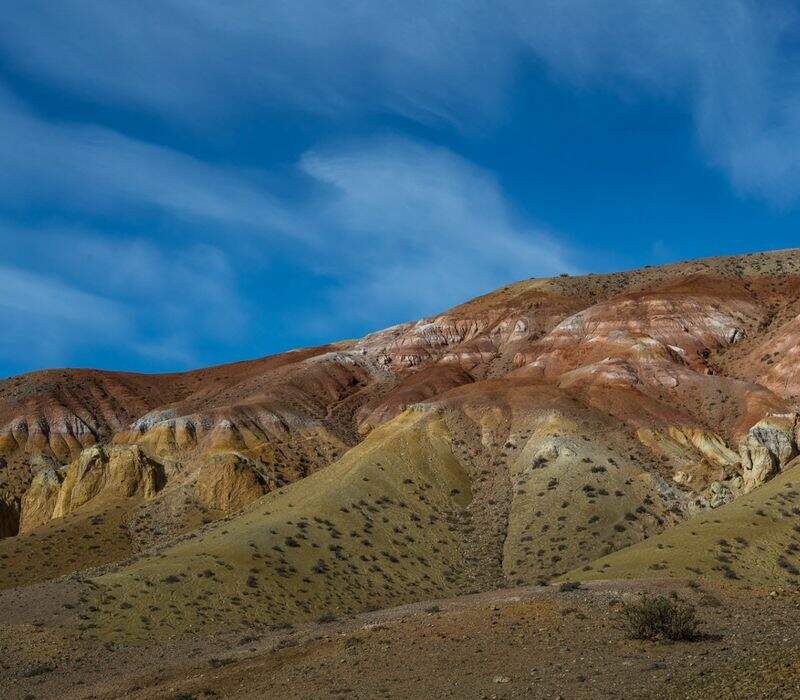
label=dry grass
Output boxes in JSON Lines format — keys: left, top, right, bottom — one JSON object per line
{"left": 563, "top": 468, "right": 800, "bottom": 587}
{"left": 85, "top": 411, "right": 475, "bottom": 642}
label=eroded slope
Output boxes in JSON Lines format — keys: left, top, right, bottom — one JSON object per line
{"left": 2, "top": 248, "right": 800, "bottom": 607}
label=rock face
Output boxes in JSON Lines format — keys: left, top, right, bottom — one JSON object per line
{"left": 16, "top": 445, "right": 166, "bottom": 531}
{"left": 19, "top": 466, "right": 63, "bottom": 533}
{"left": 739, "top": 414, "right": 800, "bottom": 490}
{"left": 195, "top": 453, "right": 271, "bottom": 513}
{"left": 53, "top": 445, "right": 165, "bottom": 518}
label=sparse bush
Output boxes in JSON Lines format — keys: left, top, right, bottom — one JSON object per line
{"left": 20, "top": 663, "right": 54, "bottom": 678}
{"left": 209, "top": 657, "right": 234, "bottom": 668}
{"left": 269, "top": 621, "right": 294, "bottom": 631}
{"left": 621, "top": 594, "right": 702, "bottom": 641}
{"left": 317, "top": 612, "right": 338, "bottom": 624}
{"left": 559, "top": 581, "right": 581, "bottom": 592}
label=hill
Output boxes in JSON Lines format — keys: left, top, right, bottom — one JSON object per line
{"left": 3, "top": 248, "right": 800, "bottom": 696}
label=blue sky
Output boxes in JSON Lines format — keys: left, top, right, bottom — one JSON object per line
{"left": 2, "top": 1, "right": 800, "bottom": 377}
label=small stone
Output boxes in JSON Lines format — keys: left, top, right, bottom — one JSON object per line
{"left": 492, "top": 676, "right": 511, "bottom": 684}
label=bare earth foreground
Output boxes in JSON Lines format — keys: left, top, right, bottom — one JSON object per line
{"left": 4, "top": 249, "right": 800, "bottom": 697}
{"left": 3, "top": 580, "right": 800, "bottom": 699}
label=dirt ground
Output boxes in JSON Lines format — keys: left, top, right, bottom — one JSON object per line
{"left": 2, "top": 578, "right": 800, "bottom": 699}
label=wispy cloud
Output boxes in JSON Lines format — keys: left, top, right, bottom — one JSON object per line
{"left": 0, "top": 84, "right": 295, "bottom": 233}
{"left": 0, "top": 264, "right": 127, "bottom": 330}
{"left": 5, "top": 1, "right": 799, "bottom": 373}
{"left": 509, "top": 1, "right": 800, "bottom": 205}
{"left": 0, "top": 1, "right": 511, "bottom": 125}
{"left": 298, "top": 136, "right": 574, "bottom": 327}
{"left": 0, "top": 225, "right": 247, "bottom": 374}
{"left": 36, "top": 232, "right": 248, "bottom": 342}
{"left": 4, "top": 2, "right": 799, "bottom": 203}
{"left": 0, "top": 263, "right": 130, "bottom": 372}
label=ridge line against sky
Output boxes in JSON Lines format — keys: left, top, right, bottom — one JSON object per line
{"left": 2, "top": 0, "right": 800, "bottom": 376}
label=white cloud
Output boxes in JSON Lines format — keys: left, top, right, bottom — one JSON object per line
{"left": 0, "top": 264, "right": 127, "bottom": 329}
{"left": 508, "top": 1, "right": 800, "bottom": 204}
{"left": 298, "top": 136, "right": 574, "bottom": 326}
{"left": 4, "top": 1, "right": 799, "bottom": 203}
{"left": 0, "top": 226, "right": 248, "bottom": 373}
{"left": 0, "top": 84, "right": 295, "bottom": 233}
{"left": 37, "top": 232, "right": 247, "bottom": 341}
{"left": 0, "top": 1, "right": 511, "bottom": 125}
{"left": 0, "top": 76, "right": 578, "bottom": 369}
{"left": 0, "top": 263, "right": 130, "bottom": 371}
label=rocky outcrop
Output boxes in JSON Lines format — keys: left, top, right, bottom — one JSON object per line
{"left": 638, "top": 426, "right": 740, "bottom": 493}
{"left": 53, "top": 445, "right": 165, "bottom": 518}
{"left": 16, "top": 444, "right": 167, "bottom": 530}
{"left": 704, "top": 479, "right": 740, "bottom": 508}
{"left": 513, "top": 278, "right": 763, "bottom": 380}
{"left": 638, "top": 415, "right": 800, "bottom": 500}
{"left": 195, "top": 452, "right": 271, "bottom": 512}
{"left": 19, "top": 465, "right": 64, "bottom": 533}
{"left": 739, "top": 413, "right": 800, "bottom": 490}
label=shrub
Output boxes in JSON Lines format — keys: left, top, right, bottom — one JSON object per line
{"left": 559, "top": 581, "right": 581, "bottom": 592}
{"left": 317, "top": 612, "right": 338, "bottom": 624}
{"left": 20, "top": 664, "right": 54, "bottom": 678}
{"left": 621, "top": 594, "right": 702, "bottom": 641}
{"left": 209, "top": 657, "right": 234, "bottom": 668}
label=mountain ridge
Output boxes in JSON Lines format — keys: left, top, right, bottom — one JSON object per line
{"left": 2, "top": 247, "right": 800, "bottom": 586}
